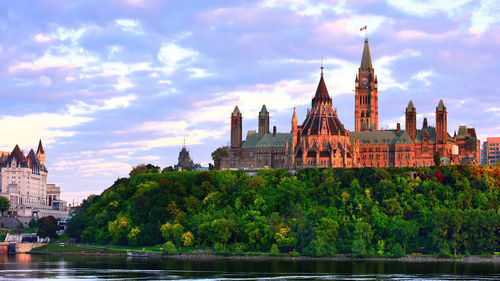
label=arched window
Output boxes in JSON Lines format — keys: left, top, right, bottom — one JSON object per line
{"left": 361, "top": 111, "right": 365, "bottom": 117}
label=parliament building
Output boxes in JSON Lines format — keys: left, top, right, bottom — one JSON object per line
{"left": 220, "top": 39, "right": 480, "bottom": 169}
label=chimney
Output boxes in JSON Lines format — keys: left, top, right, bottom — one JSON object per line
{"left": 273, "top": 126, "right": 277, "bottom": 136}
{"left": 423, "top": 117, "right": 428, "bottom": 128}
{"left": 396, "top": 123, "right": 401, "bottom": 136}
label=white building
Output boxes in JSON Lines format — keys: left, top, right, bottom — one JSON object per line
{"left": 0, "top": 141, "right": 68, "bottom": 219}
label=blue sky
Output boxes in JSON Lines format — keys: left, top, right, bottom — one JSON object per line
{"left": 0, "top": 0, "right": 498, "bottom": 203}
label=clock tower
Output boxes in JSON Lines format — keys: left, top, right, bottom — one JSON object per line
{"left": 355, "top": 38, "right": 378, "bottom": 132}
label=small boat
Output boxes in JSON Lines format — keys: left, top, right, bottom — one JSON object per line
{"left": 127, "top": 250, "right": 148, "bottom": 258}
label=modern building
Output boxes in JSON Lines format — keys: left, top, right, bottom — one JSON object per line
{"left": 0, "top": 141, "right": 68, "bottom": 218}
{"left": 221, "top": 39, "right": 480, "bottom": 169}
{"left": 482, "top": 137, "right": 500, "bottom": 166}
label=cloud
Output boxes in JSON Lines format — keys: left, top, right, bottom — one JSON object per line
{"left": 411, "top": 69, "right": 434, "bottom": 86}
{"left": 261, "top": 0, "right": 350, "bottom": 16}
{"left": 0, "top": 94, "right": 137, "bottom": 150}
{"left": 374, "top": 49, "right": 421, "bottom": 91}
{"left": 52, "top": 157, "right": 132, "bottom": 178}
{"left": 115, "top": 19, "right": 144, "bottom": 34}
{"left": 34, "top": 33, "right": 52, "bottom": 43}
{"left": 0, "top": 113, "right": 92, "bottom": 150}
{"left": 157, "top": 43, "right": 199, "bottom": 74}
{"left": 187, "top": 67, "right": 214, "bottom": 78}
{"left": 67, "top": 94, "right": 137, "bottom": 115}
{"left": 469, "top": 0, "right": 500, "bottom": 34}
{"left": 386, "top": 0, "right": 474, "bottom": 17}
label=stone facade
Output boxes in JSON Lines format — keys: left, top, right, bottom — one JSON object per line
{"left": 0, "top": 141, "right": 68, "bottom": 218}
{"left": 221, "top": 39, "right": 480, "bottom": 169}
{"left": 174, "top": 145, "right": 201, "bottom": 171}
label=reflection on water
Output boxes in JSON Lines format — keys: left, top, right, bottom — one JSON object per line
{"left": 0, "top": 254, "right": 498, "bottom": 280}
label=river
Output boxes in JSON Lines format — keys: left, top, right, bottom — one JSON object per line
{"left": 0, "top": 254, "right": 498, "bottom": 280}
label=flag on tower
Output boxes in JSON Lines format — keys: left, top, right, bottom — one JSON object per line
{"left": 360, "top": 26, "right": 367, "bottom": 31}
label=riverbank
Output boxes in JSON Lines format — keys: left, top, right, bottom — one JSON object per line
{"left": 30, "top": 245, "right": 500, "bottom": 263}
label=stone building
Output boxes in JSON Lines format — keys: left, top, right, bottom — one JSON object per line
{"left": 221, "top": 39, "right": 480, "bottom": 169}
{"left": 174, "top": 144, "right": 201, "bottom": 171}
{"left": 0, "top": 141, "right": 68, "bottom": 218}
{"left": 222, "top": 105, "right": 291, "bottom": 169}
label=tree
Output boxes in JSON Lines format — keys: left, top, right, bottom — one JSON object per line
{"left": 129, "top": 164, "right": 160, "bottom": 178}
{"left": 0, "top": 197, "right": 10, "bottom": 217}
{"left": 160, "top": 222, "right": 184, "bottom": 246}
{"left": 108, "top": 214, "right": 131, "bottom": 244}
{"left": 127, "top": 226, "right": 141, "bottom": 245}
{"left": 37, "top": 216, "right": 58, "bottom": 238}
{"left": 162, "top": 166, "right": 175, "bottom": 173}
{"left": 434, "top": 151, "right": 441, "bottom": 166}
{"left": 211, "top": 146, "right": 229, "bottom": 170}
{"left": 181, "top": 231, "right": 194, "bottom": 247}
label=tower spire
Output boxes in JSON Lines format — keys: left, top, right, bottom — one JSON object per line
{"left": 320, "top": 56, "right": 324, "bottom": 76}
{"left": 360, "top": 38, "right": 373, "bottom": 73}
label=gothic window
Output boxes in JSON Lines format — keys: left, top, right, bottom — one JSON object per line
{"left": 361, "top": 111, "right": 365, "bottom": 117}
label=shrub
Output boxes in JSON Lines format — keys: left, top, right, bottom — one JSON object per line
{"left": 161, "top": 241, "right": 177, "bottom": 254}
{"left": 390, "top": 243, "right": 404, "bottom": 258}
{"left": 351, "top": 239, "right": 367, "bottom": 257}
{"left": 270, "top": 244, "right": 280, "bottom": 255}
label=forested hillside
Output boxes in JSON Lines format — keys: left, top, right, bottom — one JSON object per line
{"left": 67, "top": 165, "right": 499, "bottom": 257}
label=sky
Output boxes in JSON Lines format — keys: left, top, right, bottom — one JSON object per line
{"left": 0, "top": 0, "right": 498, "bottom": 203}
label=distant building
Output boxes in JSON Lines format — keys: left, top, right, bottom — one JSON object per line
{"left": 0, "top": 141, "right": 68, "bottom": 218}
{"left": 47, "top": 184, "right": 68, "bottom": 214}
{"left": 482, "top": 137, "right": 500, "bottom": 166}
{"left": 174, "top": 144, "right": 201, "bottom": 171}
{"left": 221, "top": 39, "right": 480, "bottom": 169}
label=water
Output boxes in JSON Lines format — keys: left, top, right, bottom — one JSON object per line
{"left": 0, "top": 254, "right": 498, "bottom": 280}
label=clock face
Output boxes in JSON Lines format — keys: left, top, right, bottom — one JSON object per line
{"left": 362, "top": 77, "right": 369, "bottom": 87}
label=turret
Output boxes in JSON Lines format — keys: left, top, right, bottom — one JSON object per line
{"left": 230, "top": 106, "right": 242, "bottom": 148}
{"left": 258, "top": 105, "right": 269, "bottom": 139}
{"left": 36, "top": 139, "right": 46, "bottom": 166}
{"left": 436, "top": 99, "right": 447, "bottom": 144}
{"left": 405, "top": 100, "right": 417, "bottom": 142}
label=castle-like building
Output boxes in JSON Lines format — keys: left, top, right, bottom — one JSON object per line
{"left": 221, "top": 39, "right": 480, "bottom": 169}
{"left": 0, "top": 140, "right": 68, "bottom": 218}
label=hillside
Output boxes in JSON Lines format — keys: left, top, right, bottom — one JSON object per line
{"left": 67, "top": 165, "right": 499, "bottom": 257}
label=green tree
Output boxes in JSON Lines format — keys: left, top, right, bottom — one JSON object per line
{"left": 37, "top": 216, "right": 58, "bottom": 238}
{"left": 0, "top": 196, "right": 10, "bottom": 217}
{"left": 108, "top": 214, "right": 131, "bottom": 244}
{"left": 161, "top": 241, "right": 177, "bottom": 254}
{"left": 160, "top": 222, "right": 184, "bottom": 246}
{"left": 129, "top": 164, "right": 160, "bottom": 178}
{"left": 211, "top": 218, "right": 233, "bottom": 250}
{"left": 390, "top": 243, "right": 405, "bottom": 257}
{"left": 433, "top": 151, "right": 441, "bottom": 166}
{"left": 181, "top": 231, "right": 194, "bottom": 247}
{"left": 211, "top": 146, "right": 229, "bottom": 170}
{"left": 127, "top": 226, "right": 141, "bottom": 246}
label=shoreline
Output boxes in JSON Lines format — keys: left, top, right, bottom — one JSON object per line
{"left": 28, "top": 251, "right": 500, "bottom": 263}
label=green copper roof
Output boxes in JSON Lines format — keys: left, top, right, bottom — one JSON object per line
{"left": 255, "top": 133, "right": 291, "bottom": 147}
{"left": 232, "top": 105, "right": 240, "bottom": 116}
{"left": 437, "top": 99, "right": 445, "bottom": 111}
{"left": 241, "top": 131, "right": 259, "bottom": 148}
{"left": 350, "top": 130, "right": 413, "bottom": 145}
{"left": 259, "top": 105, "right": 268, "bottom": 116}
{"left": 360, "top": 39, "right": 373, "bottom": 73}
{"left": 241, "top": 131, "right": 291, "bottom": 148}
{"left": 406, "top": 100, "right": 415, "bottom": 111}
{"left": 415, "top": 127, "right": 436, "bottom": 143}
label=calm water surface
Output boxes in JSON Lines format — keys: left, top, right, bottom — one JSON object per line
{"left": 0, "top": 254, "right": 498, "bottom": 280}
